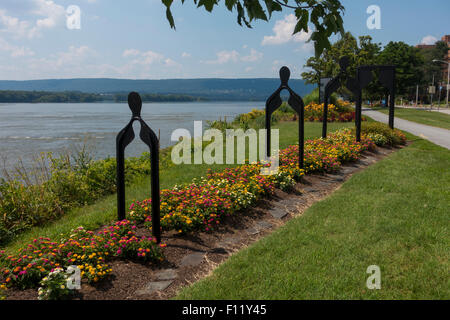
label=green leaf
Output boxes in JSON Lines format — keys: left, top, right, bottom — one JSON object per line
{"left": 247, "top": 1, "right": 268, "bottom": 21}
{"left": 225, "top": 0, "right": 237, "bottom": 11}
{"left": 198, "top": 0, "right": 217, "bottom": 12}
{"left": 162, "top": 0, "right": 173, "bottom": 8}
{"left": 166, "top": 7, "right": 175, "bottom": 29}
{"left": 294, "top": 9, "right": 309, "bottom": 34}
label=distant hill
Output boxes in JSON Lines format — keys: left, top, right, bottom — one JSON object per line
{"left": 0, "top": 78, "right": 314, "bottom": 101}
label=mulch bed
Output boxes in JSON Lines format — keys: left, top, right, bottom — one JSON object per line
{"left": 5, "top": 144, "right": 404, "bottom": 300}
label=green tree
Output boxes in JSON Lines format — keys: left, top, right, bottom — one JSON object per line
{"left": 417, "top": 41, "right": 448, "bottom": 85}
{"left": 378, "top": 41, "right": 424, "bottom": 97}
{"left": 301, "top": 32, "right": 354, "bottom": 84}
{"left": 162, "top": 0, "right": 345, "bottom": 56}
{"left": 301, "top": 32, "right": 381, "bottom": 99}
{"left": 301, "top": 33, "right": 381, "bottom": 83}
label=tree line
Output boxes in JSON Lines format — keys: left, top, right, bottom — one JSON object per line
{"left": 301, "top": 32, "right": 449, "bottom": 102}
{"left": 0, "top": 91, "right": 104, "bottom": 103}
{"left": 113, "top": 93, "right": 206, "bottom": 102}
{"left": 0, "top": 91, "right": 207, "bottom": 103}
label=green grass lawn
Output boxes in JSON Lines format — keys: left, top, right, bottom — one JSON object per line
{"left": 3, "top": 121, "right": 355, "bottom": 254}
{"left": 176, "top": 134, "right": 450, "bottom": 300}
{"left": 373, "top": 107, "right": 450, "bottom": 130}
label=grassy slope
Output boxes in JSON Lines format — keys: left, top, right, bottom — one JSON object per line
{"left": 374, "top": 107, "right": 450, "bottom": 130}
{"left": 176, "top": 134, "right": 450, "bottom": 300}
{"left": 3, "top": 121, "right": 354, "bottom": 254}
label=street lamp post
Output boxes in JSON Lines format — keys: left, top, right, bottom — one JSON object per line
{"left": 433, "top": 59, "right": 450, "bottom": 108}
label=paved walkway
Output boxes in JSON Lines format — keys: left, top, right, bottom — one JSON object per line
{"left": 362, "top": 108, "right": 450, "bottom": 150}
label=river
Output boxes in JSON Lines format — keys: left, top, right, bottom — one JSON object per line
{"left": 0, "top": 101, "right": 264, "bottom": 175}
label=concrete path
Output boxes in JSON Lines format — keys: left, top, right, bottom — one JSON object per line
{"left": 363, "top": 108, "right": 450, "bottom": 150}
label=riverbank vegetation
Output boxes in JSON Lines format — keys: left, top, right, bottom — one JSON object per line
{"left": 0, "top": 91, "right": 104, "bottom": 103}
{"left": 0, "top": 91, "right": 205, "bottom": 103}
{"left": 113, "top": 93, "right": 204, "bottom": 103}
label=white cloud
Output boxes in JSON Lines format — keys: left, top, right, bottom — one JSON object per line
{"left": 0, "top": 9, "right": 33, "bottom": 38}
{"left": 53, "top": 45, "right": 95, "bottom": 67}
{"left": 123, "top": 49, "right": 165, "bottom": 64}
{"left": 0, "top": 37, "right": 34, "bottom": 57}
{"left": 164, "top": 58, "right": 180, "bottom": 67}
{"left": 127, "top": 50, "right": 164, "bottom": 65}
{"left": 123, "top": 48, "right": 180, "bottom": 68}
{"left": 262, "top": 14, "right": 311, "bottom": 46}
{"left": 123, "top": 49, "right": 141, "bottom": 57}
{"left": 420, "top": 35, "right": 438, "bottom": 45}
{"left": 205, "top": 50, "right": 240, "bottom": 64}
{"left": 32, "top": 0, "right": 65, "bottom": 29}
{"left": 203, "top": 48, "right": 263, "bottom": 65}
{"left": 16, "top": 45, "right": 98, "bottom": 79}
{"left": 241, "top": 49, "right": 263, "bottom": 62}
{"left": 0, "top": 0, "right": 65, "bottom": 39}
{"left": 181, "top": 52, "right": 191, "bottom": 58}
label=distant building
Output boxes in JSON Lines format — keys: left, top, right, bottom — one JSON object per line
{"left": 442, "top": 35, "right": 450, "bottom": 81}
{"left": 416, "top": 44, "right": 436, "bottom": 49}
{"left": 416, "top": 35, "right": 450, "bottom": 81}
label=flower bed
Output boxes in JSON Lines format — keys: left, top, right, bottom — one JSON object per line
{"left": 0, "top": 220, "right": 164, "bottom": 292}
{"left": 280, "top": 129, "right": 376, "bottom": 173}
{"left": 133, "top": 164, "right": 303, "bottom": 234}
{"left": 131, "top": 129, "right": 375, "bottom": 236}
{"left": 0, "top": 127, "right": 404, "bottom": 298}
{"left": 304, "top": 102, "right": 366, "bottom": 122}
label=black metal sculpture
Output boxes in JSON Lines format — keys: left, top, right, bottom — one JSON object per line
{"left": 116, "top": 92, "right": 161, "bottom": 243}
{"left": 346, "top": 75, "right": 363, "bottom": 141}
{"left": 357, "top": 65, "right": 396, "bottom": 129}
{"left": 319, "top": 76, "right": 332, "bottom": 104}
{"left": 266, "top": 66, "right": 305, "bottom": 168}
{"left": 350, "top": 65, "right": 396, "bottom": 141}
{"left": 322, "top": 57, "right": 349, "bottom": 139}
{"left": 322, "top": 57, "right": 396, "bottom": 142}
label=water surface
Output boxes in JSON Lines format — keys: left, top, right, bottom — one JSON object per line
{"left": 0, "top": 101, "right": 263, "bottom": 175}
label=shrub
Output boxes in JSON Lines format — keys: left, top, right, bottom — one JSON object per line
{"left": 358, "top": 123, "right": 406, "bottom": 146}
{"left": 367, "top": 133, "right": 388, "bottom": 146}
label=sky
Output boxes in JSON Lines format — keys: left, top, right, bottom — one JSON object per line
{"left": 0, "top": 0, "right": 449, "bottom": 80}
